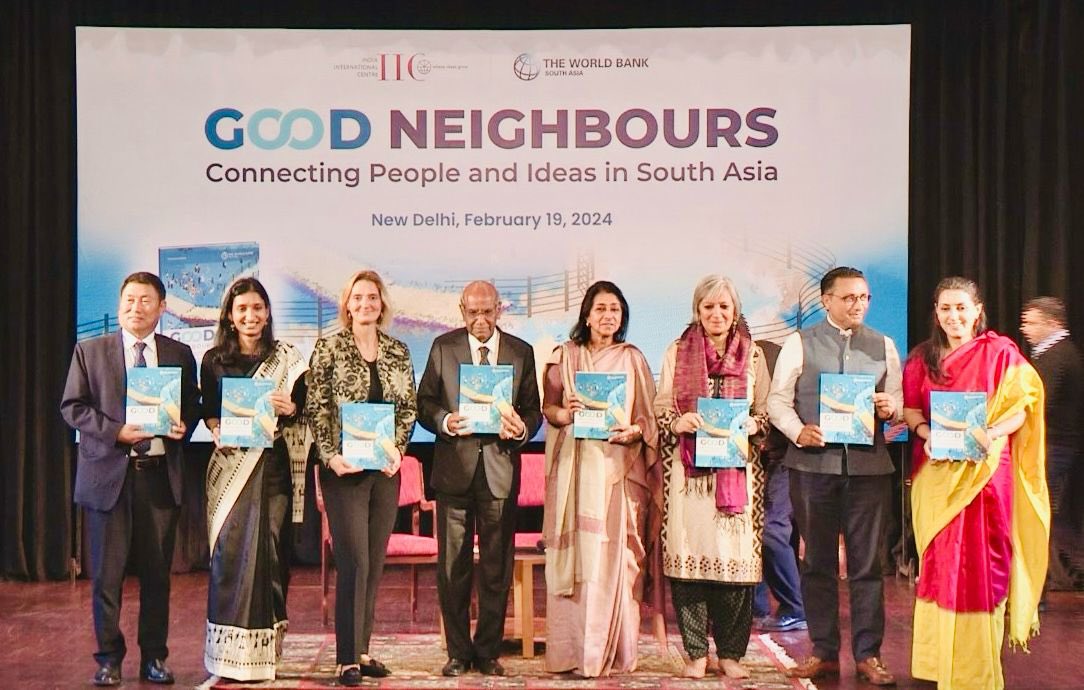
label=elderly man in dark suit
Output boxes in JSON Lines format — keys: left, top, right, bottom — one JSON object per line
{"left": 417, "top": 280, "right": 542, "bottom": 678}
{"left": 61, "top": 272, "right": 200, "bottom": 687}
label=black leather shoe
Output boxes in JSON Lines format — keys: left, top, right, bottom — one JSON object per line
{"left": 441, "top": 658, "right": 470, "bottom": 676}
{"left": 359, "top": 658, "right": 390, "bottom": 677}
{"left": 93, "top": 662, "right": 121, "bottom": 686}
{"left": 338, "top": 666, "right": 362, "bottom": 687}
{"left": 140, "top": 659, "right": 175, "bottom": 685}
{"left": 476, "top": 657, "right": 506, "bottom": 676}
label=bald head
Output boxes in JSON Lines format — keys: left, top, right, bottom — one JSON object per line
{"left": 460, "top": 281, "right": 501, "bottom": 341}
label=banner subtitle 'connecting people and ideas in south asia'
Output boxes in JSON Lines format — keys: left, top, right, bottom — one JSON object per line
{"left": 76, "top": 26, "right": 910, "bottom": 440}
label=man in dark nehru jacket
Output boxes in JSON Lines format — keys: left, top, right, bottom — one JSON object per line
{"left": 61, "top": 272, "right": 200, "bottom": 686}
{"left": 416, "top": 280, "right": 542, "bottom": 678}
{"left": 1021, "top": 296, "right": 1084, "bottom": 592}
{"left": 767, "top": 266, "right": 902, "bottom": 686}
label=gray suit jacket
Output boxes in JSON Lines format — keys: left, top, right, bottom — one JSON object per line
{"left": 60, "top": 331, "right": 200, "bottom": 511}
{"left": 416, "top": 328, "right": 542, "bottom": 499}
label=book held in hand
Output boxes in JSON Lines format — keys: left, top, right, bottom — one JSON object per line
{"left": 458, "top": 364, "right": 514, "bottom": 434}
{"left": 125, "top": 366, "right": 183, "bottom": 435}
{"left": 340, "top": 402, "right": 397, "bottom": 470}
{"left": 695, "top": 397, "right": 750, "bottom": 468}
{"left": 818, "top": 373, "right": 876, "bottom": 445}
{"left": 573, "top": 372, "right": 628, "bottom": 440}
{"left": 929, "top": 391, "right": 988, "bottom": 461}
{"left": 219, "top": 377, "right": 276, "bottom": 448}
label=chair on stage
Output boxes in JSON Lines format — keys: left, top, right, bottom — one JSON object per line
{"left": 510, "top": 452, "right": 546, "bottom": 657}
{"left": 313, "top": 455, "right": 439, "bottom": 626}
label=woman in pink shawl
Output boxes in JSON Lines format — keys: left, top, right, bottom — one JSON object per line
{"left": 542, "top": 280, "right": 663, "bottom": 677}
{"left": 654, "top": 275, "right": 769, "bottom": 679}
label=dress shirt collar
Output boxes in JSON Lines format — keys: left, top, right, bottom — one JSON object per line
{"left": 121, "top": 328, "right": 158, "bottom": 357}
{"left": 467, "top": 329, "right": 501, "bottom": 365}
{"left": 1033, "top": 328, "right": 1070, "bottom": 358}
{"left": 825, "top": 314, "right": 854, "bottom": 338}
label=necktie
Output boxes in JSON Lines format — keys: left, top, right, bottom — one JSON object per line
{"left": 478, "top": 345, "right": 490, "bottom": 365}
{"left": 133, "top": 341, "right": 152, "bottom": 455}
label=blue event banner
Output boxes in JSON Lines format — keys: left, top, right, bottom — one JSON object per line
{"left": 125, "top": 367, "right": 183, "bottom": 435}
{"left": 929, "top": 391, "right": 988, "bottom": 462}
{"left": 819, "top": 373, "right": 876, "bottom": 445}
{"left": 458, "top": 364, "right": 514, "bottom": 435}
{"left": 695, "top": 397, "right": 749, "bottom": 468}
{"left": 219, "top": 377, "right": 276, "bottom": 448}
{"left": 341, "top": 402, "right": 397, "bottom": 470}
{"left": 573, "top": 371, "right": 628, "bottom": 440}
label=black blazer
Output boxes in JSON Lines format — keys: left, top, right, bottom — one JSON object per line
{"left": 61, "top": 331, "right": 200, "bottom": 511}
{"left": 417, "top": 328, "right": 542, "bottom": 499}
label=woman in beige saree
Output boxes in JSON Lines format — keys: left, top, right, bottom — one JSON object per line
{"left": 542, "top": 280, "right": 663, "bottom": 677}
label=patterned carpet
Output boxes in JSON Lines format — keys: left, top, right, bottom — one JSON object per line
{"left": 202, "top": 632, "right": 816, "bottom": 689}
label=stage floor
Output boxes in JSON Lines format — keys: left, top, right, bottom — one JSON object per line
{"left": 2, "top": 566, "right": 1081, "bottom": 688}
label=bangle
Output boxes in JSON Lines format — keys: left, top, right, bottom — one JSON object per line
{"left": 913, "top": 422, "right": 929, "bottom": 434}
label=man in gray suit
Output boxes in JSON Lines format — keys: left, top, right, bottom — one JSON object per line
{"left": 61, "top": 272, "right": 200, "bottom": 687}
{"left": 417, "top": 281, "right": 542, "bottom": 677}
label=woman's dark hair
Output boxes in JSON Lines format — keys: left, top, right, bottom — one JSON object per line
{"left": 213, "top": 277, "right": 275, "bottom": 365}
{"left": 917, "top": 276, "right": 987, "bottom": 382}
{"left": 569, "top": 280, "right": 630, "bottom": 345}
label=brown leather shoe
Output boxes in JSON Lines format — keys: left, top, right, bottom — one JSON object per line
{"left": 856, "top": 657, "right": 896, "bottom": 686}
{"left": 786, "top": 656, "right": 840, "bottom": 679}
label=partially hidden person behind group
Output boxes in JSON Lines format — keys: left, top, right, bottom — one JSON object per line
{"left": 903, "top": 277, "right": 1048, "bottom": 690}
{"left": 766, "top": 266, "right": 902, "bottom": 686}
{"left": 752, "top": 337, "right": 807, "bottom": 635}
{"left": 60, "top": 271, "right": 200, "bottom": 687}
{"left": 200, "top": 277, "right": 309, "bottom": 681}
{"left": 416, "top": 280, "right": 542, "bottom": 678}
{"left": 305, "top": 270, "right": 417, "bottom": 687}
{"left": 542, "top": 279, "right": 664, "bottom": 678}
{"left": 653, "top": 275, "right": 770, "bottom": 679}
{"left": 1020, "top": 296, "right": 1083, "bottom": 595}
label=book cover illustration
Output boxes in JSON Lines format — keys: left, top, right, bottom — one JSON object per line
{"left": 340, "top": 402, "right": 397, "bottom": 470}
{"left": 695, "top": 397, "right": 750, "bottom": 468}
{"left": 458, "top": 364, "right": 514, "bottom": 434}
{"left": 818, "top": 373, "right": 876, "bottom": 445}
{"left": 929, "top": 391, "right": 988, "bottom": 462}
{"left": 573, "top": 372, "right": 629, "bottom": 440}
{"left": 219, "top": 377, "right": 276, "bottom": 448}
{"left": 125, "top": 367, "right": 183, "bottom": 435}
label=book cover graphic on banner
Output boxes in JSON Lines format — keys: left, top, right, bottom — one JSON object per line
{"left": 929, "top": 391, "right": 988, "bottom": 461}
{"left": 819, "top": 373, "right": 876, "bottom": 445}
{"left": 219, "top": 378, "right": 276, "bottom": 448}
{"left": 695, "top": 397, "right": 750, "bottom": 468}
{"left": 573, "top": 372, "right": 629, "bottom": 440}
{"left": 458, "top": 364, "right": 515, "bottom": 434}
{"left": 125, "top": 367, "right": 183, "bottom": 435}
{"left": 341, "top": 402, "right": 396, "bottom": 470}
{"left": 158, "top": 242, "right": 259, "bottom": 329}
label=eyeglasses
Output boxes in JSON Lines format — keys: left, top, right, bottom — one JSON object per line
{"left": 827, "top": 293, "right": 872, "bottom": 306}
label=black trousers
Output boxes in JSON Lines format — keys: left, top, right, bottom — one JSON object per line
{"left": 322, "top": 467, "right": 400, "bottom": 664}
{"left": 84, "top": 460, "right": 179, "bottom": 666}
{"left": 436, "top": 461, "right": 516, "bottom": 661}
{"left": 671, "top": 579, "right": 754, "bottom": 661}
{"left": 789, "top": 467, "right": 891, "bottom": 662}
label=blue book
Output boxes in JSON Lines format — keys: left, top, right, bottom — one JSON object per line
{"left": 340, "top": 402, "right": 396, "bottom": 470}
{"left": 929, "top": 391, "right": 988, "bottom": 461}
{"left": 125, "top": 367, "right": 183, "bottom": 436}
{"left": 818, "top": 373, "right": 876, "bottom": 445}
{"left": 695, "top": 397, "right": 749, "bottom": 468}
{"left": 573, "top": 372, "right": 628, "bottom": 440}
{"left": 219, "top": 378, "right": 276, "bottom": 448}
{"left": 458, "top": 364, "right": 515, "bottom": 435}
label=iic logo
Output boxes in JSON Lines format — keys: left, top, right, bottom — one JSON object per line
{"left": 379, "top": 53, "right": 430, "bottom": 81}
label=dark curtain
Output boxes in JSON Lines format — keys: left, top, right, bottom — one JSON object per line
{"left": 2, "top": 1, "right": 1081, "bottom": 580}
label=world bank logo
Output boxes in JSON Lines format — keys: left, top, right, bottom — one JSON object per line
{"left": 513, "top": 53, "right": 540, "bottom": 81}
